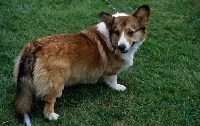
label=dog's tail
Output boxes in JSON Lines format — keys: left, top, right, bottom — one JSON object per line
{"left": 14, "top": 43, "right": 37, "bottom": 126}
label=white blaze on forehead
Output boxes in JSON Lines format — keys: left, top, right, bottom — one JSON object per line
{"left": 112, "top": 13, "right": 128, "bottom": 17}
{"left": 118, "top": 30, "right": 130, "bottom": 50}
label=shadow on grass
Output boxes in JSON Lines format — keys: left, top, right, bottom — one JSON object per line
{"left": 31, "top": 83, "right": 109, "bottom": 119}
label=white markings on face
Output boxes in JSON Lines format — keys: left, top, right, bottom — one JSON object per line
{"left": 118, "top": 30, "right": 130, "bottom": 52}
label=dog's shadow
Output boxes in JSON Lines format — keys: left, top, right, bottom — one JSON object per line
{"left": 31, "top": 83, "right": 112, "bottom": 119}
{"left": 58, "top": 83, "right": 109, "bottom": 106}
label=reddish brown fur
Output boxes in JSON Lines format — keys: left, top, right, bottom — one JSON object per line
{"left": 14, "top": 5, "right": 150, "bottom": 124}
{"left": 15, "top": 26, "right": 125, "bottom": 118}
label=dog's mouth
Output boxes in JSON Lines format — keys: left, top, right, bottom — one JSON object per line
{"left": 118, "top": 42, "right": 136, "bottom": 53}
{"left": 120, "top": 50, "right": 129, "bottom": 53}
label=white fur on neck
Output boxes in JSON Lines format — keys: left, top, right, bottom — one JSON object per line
{"left": 97, "top": 22, "right": 110, "bottom": 43}
{"left": 120, "top": 41, "right": 144, "bottom": 72}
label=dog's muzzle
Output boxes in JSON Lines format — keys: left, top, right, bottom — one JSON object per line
{"left": 118, "top": 42, "right": 136, "bottom": 53}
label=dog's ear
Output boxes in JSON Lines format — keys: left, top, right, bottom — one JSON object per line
{"left": 133, "top": 5, "right": 150, "bottom": 27}
{"left": 100, "top": 12, "right": 114, "bottom": 30}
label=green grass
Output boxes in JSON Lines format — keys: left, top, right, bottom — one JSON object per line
{"left": 1, "top": 0, "right": 200, "bottom": 125}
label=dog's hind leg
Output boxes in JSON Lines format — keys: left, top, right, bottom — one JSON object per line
{"left": 43, "top": 94, "right": 59, "bottom": 120}
{"left": 42, "top": 80, "right": 65, "bottom": 120}
{"left": 35, "top": 57, "right": 71, "bottom": 120}
{"left": 104, "top": 75, "right": 126, "bottom": 91}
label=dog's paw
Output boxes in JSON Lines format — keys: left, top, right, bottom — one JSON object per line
{"left": 45, "top": 112, "right": 59, "bottom": 120}
{"left": 110, "top": 84, "right": 126, "bottom": 91}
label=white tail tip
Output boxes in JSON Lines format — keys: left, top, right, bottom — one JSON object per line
{"left": 24, "top": 113, "right": 31, "bottom": 126}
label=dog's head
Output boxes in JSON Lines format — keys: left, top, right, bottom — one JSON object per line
{"left": 99, "top": 5, "right": 150, "bottom": 53}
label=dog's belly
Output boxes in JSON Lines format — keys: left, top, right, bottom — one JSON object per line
{"left": 67, "top": 76, "right": 100, "bottom": 85}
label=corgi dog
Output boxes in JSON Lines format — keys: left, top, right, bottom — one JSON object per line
{"left": 14, "top": 5, "right": 150, "bottom": 126}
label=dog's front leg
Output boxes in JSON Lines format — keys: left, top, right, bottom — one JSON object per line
{"left": 104, "top": 75, "right": 126, "bottom": 91}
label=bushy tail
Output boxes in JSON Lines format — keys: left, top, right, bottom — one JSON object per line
{"left": 14, "top": 45, "right": 37, "bottom": 126}
{"left": 15, "top": 77, "right": 35, "bottom": 126}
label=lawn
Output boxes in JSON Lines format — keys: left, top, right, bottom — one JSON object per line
{"left": 1, "top": 0, "right": 200, "bottom": 125}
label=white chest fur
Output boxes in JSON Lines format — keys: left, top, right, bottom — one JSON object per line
{"left": 120, "top": 42, "right": 143, "bottom": 72}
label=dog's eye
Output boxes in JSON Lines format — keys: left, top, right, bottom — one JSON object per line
{"left": 128, "top": 30, "right": 134, "bottom": 36}
{"left": 114, "top": 30, "right": 120, "bottom": 35}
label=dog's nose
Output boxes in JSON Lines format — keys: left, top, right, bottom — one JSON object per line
{"left": 118, "top": 44, "right": 126, "bottom": 52}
